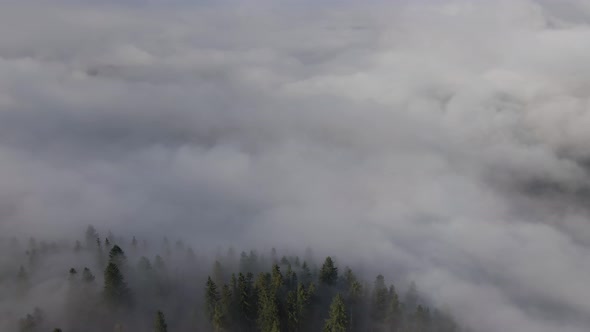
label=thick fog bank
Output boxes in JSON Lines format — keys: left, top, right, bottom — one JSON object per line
{"left": 1, "top": 0, "right": 590, "bottom": 331}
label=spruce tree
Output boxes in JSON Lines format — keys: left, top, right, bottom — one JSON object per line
{"left": 256, "top": 272, "right": 280, "bottom": 332}
{"left": 324, "top": 293, "right": 348, "bottom": 332}
{"left": 138, "top": 256, "right": 153, "bottom": 271}
{"left": 371, "top": 275, "right": 389, "bottom": 324}
{"left": 69, "top": 268, "right": 78, "bottom": 280}
{"left": 108, "top": 245, "right": 126, "bottom": 267}
{"left": 319, "top": 257, "right": 338, "bottom": 286}
{"left": 213, "top": 260, "right": 224, "bottom": 284}
{"left": 85, "top": 225, "right": 98, "bottom": 247}
{"left": 74, "top": 240, "right": 82, "bottom": 252}
{"left": 300, "top": 261, "right": 312, "bottom": 285}
{"left": 205, "top": 276, "right": 220, "bottom": 323}
{"left": 237, "top": 272, "right": 254, "bottom": 328}
{"left": 104, "top": 262, "right": 131, "bottom": 306}
{"left": 387, "top": 285, "right": 401, "bottom": 332}
{"left": 82, "top": 267, "right": 95, "bottom": 283}
{"left": 154, "top": 310, "right": 168, "bottom": 332}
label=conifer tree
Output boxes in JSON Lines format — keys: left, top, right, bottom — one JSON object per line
{"left": 324, "top": 293, "right": 348, "bottom": 332}
{"left": 256, "top": 272, "right": 280, "bottom": 332}
{"left": 405, "top": 282, "right": 419, "bottom": 311}
{"left": 300, "top": 261, "right": 312, "bottom": 285}
{"left": 387, "top": 285, "right": 401, "bottom": 332}
{"left": 154, "top": 310, "right": 168, "bottom": 332}
{"left": 104, "top": 262, "right": 131, "bottom": 306}
{"left": 213, "top": 260, "right": 225, "bottom": 284}
{"left": 85, "top": 225, "right": 98, "bottom": 247}
{"left": 69, "top": 268, "right": 78, "bottom": 280}
{"left": 186, "top": 247, "right": 197, "bottom": 263}
{"left": 108, "top": 245, "right": 126, "bottom": 267}
{"left": 237, "top": 272, "right": 255, "bottom": 328}
{"left": 371, "top": 275, "right": 389, "bottom": 324}
{"left": 154, "top": 254, "right": 166, "bottom": 272}
{"left": 74, "top": 240, "right": 82, "bottom": 252}
{"left": 205, "top": 276, "right": 220, "bottom": 323}
{"left": 218, "top": 283, "right": 233, "bottom": 330}
{"left": 319, "top": 257, "right": 338, "bottom": 286}
{"left": 82, "top": 267, "right": 95, "bottom": 283}
{"left": 17, "top": 265, "right": 28, "bottom": 282}
{"left": 17, "top": 265, "right": 29, "bottom": 295}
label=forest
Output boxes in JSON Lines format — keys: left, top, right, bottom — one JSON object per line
{"left": 2, "top": 226, "right": 468, "bottom": 332}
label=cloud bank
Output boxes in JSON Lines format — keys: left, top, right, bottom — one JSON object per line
{"left": 1, "top": 0, "right": 590, "bottom": 331}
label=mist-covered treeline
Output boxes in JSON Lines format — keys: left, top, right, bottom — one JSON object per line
{"left": 1, "top": 225, "right": 466, "bottom": 332}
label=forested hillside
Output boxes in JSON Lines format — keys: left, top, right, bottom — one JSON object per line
{"left": 1, "top": 226, "right": 467, "bottom": 332}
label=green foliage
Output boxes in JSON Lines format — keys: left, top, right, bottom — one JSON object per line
{"left": 8, "top": 232, "right": 465, "bottom": 332}
{"left": 319, "top": 257, "right": 338, "bottom": 286}
{"left": 256, "top": 272, "right": 281, "bottom": 332}
{"left": 324, "top": 293, "right": 348, "bottom": 332}
{"left": 286, "top": 282, "right": 313, "bottom": 331}
{"left": 205, "top": 276, "right": 220, "bottom": 324}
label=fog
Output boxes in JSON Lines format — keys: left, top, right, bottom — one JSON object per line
{"left": 1, "top": 0, "right": 590, "bottom": 331}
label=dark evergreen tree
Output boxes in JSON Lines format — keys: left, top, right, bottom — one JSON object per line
{"left": 138, "top": 256, "right": 152, "bottom": 271}
{"left": 256, "top": 272, "right": 280, "bottom": 332}
{"left": 324, "top": 293, "right": 348, "bottom": 332}
{"left": 213, "top": 260, "right": 225, "bottom": 284}
{"left": 387, "top": 285, "right": 402, "bottom": 332}
{"left": 108, "top": 245, "right": 126, "bottom": 267}
{"left": 103, "top": 262, "right": 131, "bottom": 306}
{"left": 17, "top": 265, "right": 28, "bottom": 282}
{"left": 186, "top": 247, "right": 197, "bottom": 263}
{"left": 300, "top": 261, "right": 312, "bottom": 285}
{"left": 405, "top": 282, "right": 419, "bottom": 311}
{"left": 154, "top": 254, "right": 166, "bottom": 272}
{"left": 85, "top": 225, "right": 98, "bottom": 247}
{"left": 371, "top": 275, "right": 389, "bottom": 324}
{"left": 154, "top": 310, "right": 168, "bottom": 332}
{"left": 69, "top": 267, "right": 78, "bottom": 280}
{"left": 205, "top": 276, "right": 220, "bottom": 324}
{"left": 319, "top": 257, "right": 338, "bottom": 286}
{"left": 74, "top": 240, "right": 82, "bottom": 252}
{"left": 237, "top": 272, "right": 255, "bottom": 329}
{"left": 82, "top": 267, "right": 95, "bottom": 283}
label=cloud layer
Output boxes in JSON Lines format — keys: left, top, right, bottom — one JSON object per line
{"left": 2, "top": 1, "right": 590, "bottom": 331}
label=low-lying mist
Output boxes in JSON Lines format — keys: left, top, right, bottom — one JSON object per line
{"left": 1, "top": 0, "right": 590, "bottom": 331}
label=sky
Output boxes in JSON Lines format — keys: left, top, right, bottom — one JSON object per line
{"left": 1, "top": 0, "right": 590, "bottom": 331}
